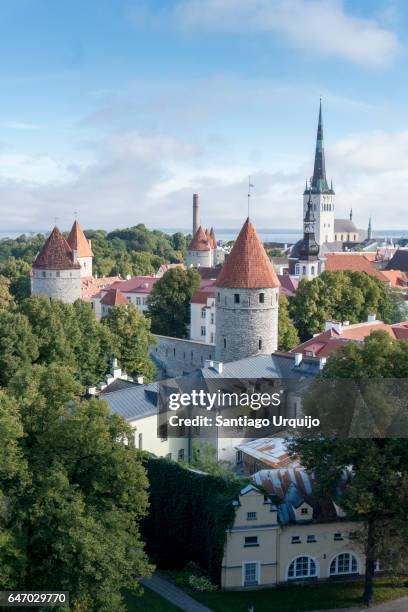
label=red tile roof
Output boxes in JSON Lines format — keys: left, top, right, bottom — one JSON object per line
{"left": 191, "top": 286, "right": 217, "bottom": 304}
{"left": 188, "top": 226, "right": 211, "bottom": 251}
{"left": 325, "top": 253, "right": 388, "bottom": 282}
{"left": 278, "top": 274, "right": 298, "bottom": 297}
{"left": 216, "top": 218, "right": 280, "bottom": 289}
{"left": 291, "top": 319, "right": 408, "bottom": 357}
{"left": 209, "top": 227, "right": 216, "bottom": 248}
{"left": 81, "top": 276, "right": 122, "bottom": 301}
{"left": 109, "top": 276, "right": 159, "bottom": 294}
{"left": 381, "top": 269, "right": 408, "bottom": 288}
{"left": 67, "top": 220, "right": 93, "bottom": 257}
{"left": 33, "top": 226, "right": 81, "bottom": 270}
{"left": 100, "top": 288, "right": 128, "bottom": 306}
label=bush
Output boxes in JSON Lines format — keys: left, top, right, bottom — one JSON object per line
{"left": 188, "top": 575, "right": 218, "bottom": 592}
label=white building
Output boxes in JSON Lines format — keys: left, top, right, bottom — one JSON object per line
{"left": 190, "top": 283, "right": 216, "bottom": 344}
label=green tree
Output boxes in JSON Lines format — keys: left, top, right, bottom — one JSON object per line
{"left": 278, "top": 293, "right": 299, "bottom": 351}
{"left": 147, "top": 268, "right": 201, "bottom": 338}
{"left": 290, "top": 270, "right": 401, "bottom": 341}
{"left": 104, "top": 304, "right": 156, "bottom": 382}
{"left": 0, "top": 310, "right": 39, "bottom": 385}
{"left": 0, "top": 257, "right": 31, "bottom": 303}
{"left": 0, "top": 275, "right": 14, "bottom": 311}
{"left": 290, "top": 331, "right": 408, "bottom": 605}
{"left": 1, "top": 364, "right": 152, "bottom": 610}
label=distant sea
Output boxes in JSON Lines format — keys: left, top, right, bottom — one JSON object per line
{"left": 2, "top": 228, "right": 408, "bottom": 244}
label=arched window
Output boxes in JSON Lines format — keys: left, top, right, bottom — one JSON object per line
{"left": 287, "top": 556, "right": 317, "bottom": 580}
{"left": 330, "top": 553, "right": 358, "bottom": 576}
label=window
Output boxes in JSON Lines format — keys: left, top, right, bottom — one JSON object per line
{"left": 330, "top": 553, "right": 358, "bottom": 576}
{"left": 247, "top": 512, "right": 257, "bottom": 521}
{"left": 311, "top": 266, "right": 315, "bottom": 275}
{"left": 138, "top": 433, "right": 143, "bottom": 450}
{"left": 236, "top": 450, "right": 243, "bottom": 464}
{"left": 42, "top": 271, "right": 46, "bottom": 278}
{"left": 210, "top": 313, "right": 214, "bottom": 324}
{"left": 291, "top": 536, "right": 301, "bottom": 544}
{"left": 244, "top": 536, "right": 259, "bottom": 547}
{"left": 166, "top": 453, "right": 172, "bottom": 460}
{"left": 217, "top": 292, "right": 220, "bottom": 302}
{"left": 201, "top": 326, "right": 206, "bottom": 337}
{"left": 243, "top": 562, "right": 259, "bottom": 586}
{"left": 334, "top": 533, "right": 343, "bottom": 541}
{"left": 307, "top": 535, "right": 317, "bottom": 543}
{"left": 295, "top": 264, "right": 300, "bottom": 275}
{"left": 302, "top": 266, "right": 306, "bottom": 275}
{"left": 259, "top": 293, "right": 265, "bottom": 303}
{"left": 178, "top": 449, "right": 184, "bottom": 461}
{"left": 234, "top": 293, "right": 240, "bottom": 304}
{"left": 288, "top": 556, "right": 317, "bottom": 580}
{"left": 301, "top": 507, "right": 308, "bottom": 515}
{"left": 136, "top": 297, "right": 141, "bottom": 305}
{"left": 258, "top": 339, "right": 262, "bottom": 350}
{"left": 159, "top": 424, "right": 168, "bottom": 442}
{"left": 210, "top": 333, "right": 214, "bottom": 343}
{"left": 56, "top": 271, "right": 60, "bottom": 277}
{"left": 223, "top": 338, "right": 226, "bottom": 349}
{"left": 201, "top": 309, "right": 206, "bottom": 319}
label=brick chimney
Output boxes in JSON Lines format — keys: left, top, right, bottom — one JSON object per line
{"left": 193, "top": 193, "right": 200, "bottom": 237}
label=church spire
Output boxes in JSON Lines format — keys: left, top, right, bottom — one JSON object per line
{"left": 368, "top": 216, "right": 372, "bottom": 240}
{"left": 311, "top": 99, "right": 329, "bottom": 193}
{"left": 350, "top": 208, "right": 353, "bottom": 221}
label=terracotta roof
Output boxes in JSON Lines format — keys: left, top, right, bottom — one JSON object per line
{"left": 191, "top": 286, "right": 217, "bottom": 304}
{"left": 33, "top": 226, "right": 81, "bottom": 270}
{"left": 209, "top": 227, "right": 216, "bottom": 248}
{"left": 325, "top": 253, "right": 388, "bottom": 282}
{"left": 67, "top": 220, "right": 93, "bottom": 257}
{"left": 197, "top": 267, "right": 220, "bottom": 280}
{"left": 81, "top": 276, "right": 122, "bottom": 301}
{"left": 381, "top": 269, "right": 408, "bottom": 288}
{"left": 278, "top": 274, "right": 298, "bottom": 297}
{"left": 109, "top": 276, "right": 159, "bottom": 294}
{"left": 291, "top": 319, "right": 408, "bottom": 357}
{"left": 216, "top": 218, "right": 280, "bottom": 289}
{"left": 188, "top": 226, "right": 211, "bottom": 251}
{"left": 100, "top": 288, "right": 128, "bottom": 306}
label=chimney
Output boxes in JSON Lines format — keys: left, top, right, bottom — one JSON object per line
{"left": 212, "top": 361, "right": 223, "bottom": 374}
{"left": 325, "top": 320, "right": 343, "bottom": 335}
{"left": 88, "top": 386, "right": 97, "bottom": 395}
{"left": 204, "top": 359, "right": 214, "bottom": 369}
{"left": 137, "top": 375, "right": 144, "bottom": 385}
{"left": 367, "top": 313, "right": 376, "bottom": 323}
{"left": 193, "top": 193, "right": 200, "bottom": 237}
{"left": 294, "top": 353, "right": 303, "bottom": 366}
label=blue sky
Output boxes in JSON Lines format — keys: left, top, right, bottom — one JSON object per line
{"left": 1, "top": 0, "right": 408, "bottom": 231}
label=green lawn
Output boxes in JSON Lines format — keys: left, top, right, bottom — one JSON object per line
{"left": 194, "top": 577, "right": 408, "bottom": 612}
{"left": 124, "top": 586, "right": 182, "bottom": 611}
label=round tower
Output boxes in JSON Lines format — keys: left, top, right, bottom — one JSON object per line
{"left": 215, "top": 218, "right": 280, "bottom": 363}
{"left": 31, "top": 226, "right": 81, "bottom": 303}
{"left": 186, "top": 225, "right": 213, "bottom": 268}
{"left": 67, "top": 219, "right": 93, "bottom": 277}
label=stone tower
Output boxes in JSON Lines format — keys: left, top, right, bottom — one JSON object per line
{"left": 186, "top": 225, "right": 214, "bottom": 267}
{"left": 31, "top": 226, "right": 81, "bottom": 303}
{"left": 215, "top": 218, "right": 280, "bottom": 363}
{"left": 303, "top": 100, "right": 335, "bottom": 245}
{"left": 67, "top": 220, "right": 93, "bottom": 277}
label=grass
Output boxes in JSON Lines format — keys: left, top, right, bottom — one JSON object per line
{"left": 194, "top": 577, "right": 408, "bottom": 612}
{"left": 124, "top": 586, "right": 182, "bottom": 611}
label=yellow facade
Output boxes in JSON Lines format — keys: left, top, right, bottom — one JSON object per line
{"left": 222, "top": 486, "right": 364, "bottom": 590}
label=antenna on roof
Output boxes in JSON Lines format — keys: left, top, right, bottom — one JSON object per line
{"left": 247, "top": 176, "right": 254, "bottom": 219}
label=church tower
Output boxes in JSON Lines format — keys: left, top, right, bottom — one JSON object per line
{"left": 290, "top": 191, "right": 324, "bottom": 279}
{"left": 215, "top": 218, "right": 280, "bottom": 363}
{"left": 303, "top": 100, "right": 335, "bottom": 245}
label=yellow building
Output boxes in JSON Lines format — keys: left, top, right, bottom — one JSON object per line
{"left": 222, "top": 470, "right": 365, "bottom": 590}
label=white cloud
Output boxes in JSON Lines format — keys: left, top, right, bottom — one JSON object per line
{"left": 172, "top": 0, "right": 398, "bottom": 68}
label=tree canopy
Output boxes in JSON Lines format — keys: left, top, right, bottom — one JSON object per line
{"left": 289, "top": 270, "right": 405, "bottom": 341}
{"left": 0, "top": 364, "right": 152, "bottom": 610}
{"left": 147, "top": 268, "right": 201, "bottom": 338}
{"left": 278, "top": 293, "right": 299, "bottom": 351}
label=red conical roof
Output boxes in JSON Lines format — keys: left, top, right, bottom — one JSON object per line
{"left": 67, "top": 220, "right": 93, "bottom": 257}
{"left": 216, "top": 218, "right": 280, "bottom": 289}
{"left": 33, "top": 227, "right": 81, "bottom": 270}
{"left": 209, "top": 227, "right": 216, "bottom": 248}
{"left": 188, "top": 225, "right": 211, "bottom": 251}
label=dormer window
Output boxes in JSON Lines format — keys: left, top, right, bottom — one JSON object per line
{"left": 301, "top": 507, "right": 308, "bottom": 515}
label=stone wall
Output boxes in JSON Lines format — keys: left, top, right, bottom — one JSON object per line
{"left": 31, "top": 268, "right": 81, "bottom": 303}
{"left": 215, "top": 286, "right": 279, "bottom": 362}
{"left": 186, "top": 249, "right": 213, "bottom": 268}
{"left": 153, "top": 334, "right": 215, "bottom": 378}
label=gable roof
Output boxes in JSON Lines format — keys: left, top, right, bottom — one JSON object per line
{"left": 334, "top": 219, "right": 359, "bottom": 234}
{"left": 100, "top": 288, "right": 128, "bottom": 306}
{"left": 67, "top": 220, "right": 93, "bottom": 257}
{"left": 188, "top": 226, "right": 211, "bottom": 251}
{"left": 109, "top": 276, "right": 159, "bottom": 294}
{"left": 33, "top": 226, "right": 81, "bottom": 270}
{"left": 385, "top": 249, "right": 408, "bottom": 272}
{"left": 325, "top": 253, "right": 388, "bottom": 282}
{"left": 216, "top": 218, "right": 280, "bottom": 289}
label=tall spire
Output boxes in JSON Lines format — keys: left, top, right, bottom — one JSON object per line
{"left": 299, "top": 192, "right": 319, "bottom": 260}
{"left": 349, "top": 208, "right": 353, "bottom": 221}
{"left": 311, "top": 99, "right": 329, "bottom": 193}
{"left": 368, "top": 216, "right": 372, "bottom": 241}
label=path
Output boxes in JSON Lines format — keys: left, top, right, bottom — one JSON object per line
{"left": 142, "top": 572, "right": 214, "bottom": 612}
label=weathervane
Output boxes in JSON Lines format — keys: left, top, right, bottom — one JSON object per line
{"left": 247, "top": 176, "right": 254, "bottom": 219}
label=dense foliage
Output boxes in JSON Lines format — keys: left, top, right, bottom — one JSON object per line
{"left": 0, "top": 295, "right": 155, "bottom": 387}
{"left": 278, "top": 293, "right": 300, "bottom": 351}
{"left": 142, "top": 457, "right": 242, "bottom": 583}
{"left": 290, "top": 331, "right": 408, "bottom": 605}
{"left": 289, "top": 270, "right": 405, "bottom": 341}
{"left": 0, "top": 224, "right": 186, "bottom": 282}
{"left": 0, "top": 364, "right": 151, "bottom": 611}
{"left": 147, "top": 268, "right": 201, "bottom": 338}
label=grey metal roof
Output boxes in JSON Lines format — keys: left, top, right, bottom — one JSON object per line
{"left": 334, "top": 219, "right": 358, "bottom": 233}
{"left": 201, "top": 353, "right": 321, "bottom": 380}
{"left": 102, "top": 382, "right": 158, "bottom": 421}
